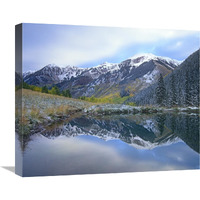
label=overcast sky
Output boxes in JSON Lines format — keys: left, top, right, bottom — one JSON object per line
{"left": 22, "top": 23, "right": 199, "bottom": 72}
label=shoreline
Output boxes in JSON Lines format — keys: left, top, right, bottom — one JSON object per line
{"left": 16, "top": 89, "right": 199, "bottom": 138}
{"left": 16, "top": 104, "right": 199, "bottom": 138}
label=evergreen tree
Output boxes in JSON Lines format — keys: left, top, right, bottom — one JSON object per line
{"left": 42, "top": 86, "right": 48, "bottom": 93}
{"left": 62, "top": 89, "right": 72, "bottom": 97}
{"left": 168, "top": 73, "right": 177, "bottom": 107}
{"left": 184, "top": 70, "right": 190, "bottom": 106}
{"left": 156, "top": 74, "right": 166, "bottom": 106}
{"left": 156, "top": 114, "right": 166, "bottom": 136}
{"left": 22, "top": 82, "right": 30, "bottom": 89}
{"left": 67, "top": 90, "right": 72, "bottom": 98}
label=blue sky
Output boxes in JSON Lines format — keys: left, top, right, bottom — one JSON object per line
{"left": 22, "top": 23, "right": 199, "bottom": 72}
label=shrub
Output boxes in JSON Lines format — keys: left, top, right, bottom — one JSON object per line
{"left": 126, "top": 102, "right": 136, "bottom": 107}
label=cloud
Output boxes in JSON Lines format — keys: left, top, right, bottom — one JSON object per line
{"left": 175, "top": 41, "right": 183, "bottom": 48}
{"left": 23, "top": 134, "right": 198, "bottom": 176}
{"left": 23, "top": 24, "right": 199, "bottom": 71}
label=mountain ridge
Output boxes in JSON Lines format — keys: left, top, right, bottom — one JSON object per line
{"left": 23, "top": 53, "right": 181, "bottom": 98}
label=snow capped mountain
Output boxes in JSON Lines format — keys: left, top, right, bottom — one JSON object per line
{"left": 41, "top": 116, "right": 182, "bottom": 150}
{"left": 40, "top": 64, "right": 62, "bottom": 75}
{"left": 128, "top": 53, "right": 181, "bottom": 68}
{"left": 24, "top": 53, "right": 180, "bottom": 81}
{"left": 23, "top": 70, "right": 36, "bottom": 78}
{"left": 78, "top": 53, "right": 180, "bottom": 97}
{"left": 80, "top": 62, "right": 119, "bottom": 79}
{"left": 40, "top": 64, "right": 85, "bottom": 81}
{"left": 23, "top": 64, "right": 86, "bottom": 86}
{"left": 23, "top": 53, "right": 181, "bottom": 97}
{"left": 83, "top": 54, "right": 180, "bottom": 78}
{"left": 129, "top": 135, "right": 181, "bottom": 150}
{"left": 128, "top": 50, "right": 199, "bottom": 107}
{"left": 58, "top": 65, "right": 85, "bottom": 81}
{"left": 93, "top": 62, "right": 120, "bottom": 72}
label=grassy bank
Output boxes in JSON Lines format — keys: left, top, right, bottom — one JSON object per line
{"left": 15, "top": 89, "right": 94, "bottom": 136}
{"left": 16, "top": 89, "right": 199, "bottom": 137}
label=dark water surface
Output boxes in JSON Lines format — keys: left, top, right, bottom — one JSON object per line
{"left": 16, "top": 113, "right": 199, "bottom": 177}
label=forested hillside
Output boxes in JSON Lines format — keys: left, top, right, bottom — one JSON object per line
{"left": 127, "top": 50, "right": 199, "bottom": 107}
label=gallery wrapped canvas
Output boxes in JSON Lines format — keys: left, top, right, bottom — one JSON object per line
{"left": 15, "top": 23, "right": 199, "bottom": 177}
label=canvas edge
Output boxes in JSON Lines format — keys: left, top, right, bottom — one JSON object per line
{"left": 15, "top": 23, "right": 23, "bottom": 177}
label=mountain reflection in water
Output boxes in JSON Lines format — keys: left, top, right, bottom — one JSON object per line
{"left": 17, "top": 113, "right": 199, "bottom": 177}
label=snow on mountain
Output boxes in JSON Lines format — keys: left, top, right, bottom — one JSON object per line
{"left": 93, "top": 62, "right": 120, "bottom": 73}
{"left": 79, "top": 62, "right": 120, "bottom": 79}
{"left": 142, "top": 69, "right": 158, "bottom": 84}
{"left": 128, "top": 53, "right": 181, "bottom": 68}
{"left": 40, "top": 64, "right": 62, "bottom": 75}
{"left": 58, "top": 65, "right": 85, "bottom": 81}
{"left": 24, "top": 54, "right": 181, "bottom": 80}
{"left": 128, "top": 50, "right": 199, "bottom": 107}
{"left": 23, "top": 70, "right": 36, "bottom": 78}
{"left": 41, "top": 122, "right": 182, "bottom": 150}
{"left": 23, "top": 53, "right": 181, "bottom": 93}
{"left": 24, "top": 64, "right": 86, "bottom": 86}
{"left": 24, "top": 54, "right": 180, "bottom": 81}
{"left": 129, "top": 135, "right": 181, "bottom": 150}
{"left": 116, "top": 53, "right": 182, "bottom": 88}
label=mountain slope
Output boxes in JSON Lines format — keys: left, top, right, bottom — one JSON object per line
{"left": 56, "top": 54, "right": 180, "bottom": 98}
{"left": 23, "top": 70, "right": 35, "bottom": 78}
{"left": 127, "top": 50, "right": 199, "bottom": 107}
{"left": 23, "top": 53, "right": 180, "bottom": 98}
{"left": 23, "top": 64, "right": 85, "bottom": 86}
{"left": 40, "top": 113, "right": 199, "bottom": 153}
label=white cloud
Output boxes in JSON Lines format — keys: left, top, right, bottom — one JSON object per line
{"left": 175, "top": 41, "right": 182, "bottom": 47}
{"left": 23, "top": 25, "right": 198, "bottom": 70}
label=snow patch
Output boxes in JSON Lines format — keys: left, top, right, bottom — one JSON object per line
{"left": 142, "top": 69, "right": 159, "bottom": 84}
{"left": 92, "top": 62, "right": 120, "bottom": 73}
{"left": 23, "top": 70, "right": 36, "bottom": 78}
{"left": 128, "top": 53, "right": 181, "bottom": 68}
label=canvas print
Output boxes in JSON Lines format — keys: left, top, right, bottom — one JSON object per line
{"left": 15, "top": 23, "right": 199, "bottom": 177}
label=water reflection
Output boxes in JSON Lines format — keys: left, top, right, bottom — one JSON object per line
{"left": 17, "top": 113, "right": 199, "bottom": 176}
{"left": 41, "top": 113, "right": 199, "bottom": 153}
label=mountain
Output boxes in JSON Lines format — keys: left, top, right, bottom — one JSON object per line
{"left": 41, "top": 115, "right": 179, "bottom": 150}
{"left": 127, "top": 53, "right": 180, "bottom": 68}
{"left": 56, "top": 54, "right": 180, "bottom": 98}
{"left": 81, "top": 62, "right": 120, "bottom": 79}
{"left": 23, "top": 54, "right": 180, "bottom": 97}
{"left": 23, "top": 70, "right": 35, "bottom": 78}
{"left": 127, "top": 50, "right": 199, "bottom": 107}
{"left": 40, "top": 113, "right": 199, "bottom": 153}
{"left": 23, "top": 64, "right": 85, "bottom": 86}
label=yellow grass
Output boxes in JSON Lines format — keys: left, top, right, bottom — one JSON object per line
{"left": 16, "top": 89, "right": 94, "bottom": 129}
{"left": 21, "top": 89, "right": 92, "bottom": 103}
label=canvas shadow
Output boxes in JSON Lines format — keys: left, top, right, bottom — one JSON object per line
{"left": 2, "top": 166, "right": 15, "bottom": 174}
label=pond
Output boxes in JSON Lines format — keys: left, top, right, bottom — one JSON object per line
{"left": 16, "top": 113, "right": 199, "bottom": 177}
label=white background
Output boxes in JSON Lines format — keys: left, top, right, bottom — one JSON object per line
{"left": 0, "top": 0, "right": 199, "bottom": 199}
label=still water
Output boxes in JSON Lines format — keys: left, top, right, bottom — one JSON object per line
{"left": 16, "top": 113, "right": 199, "bottom": 177}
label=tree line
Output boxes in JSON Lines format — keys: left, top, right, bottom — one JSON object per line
{"left": 155, "top": 73, "right": 179, "bottom": 107}
{"left": 79, "top": 94, "right": 131, "bottom": 104}
{"left": 22, "top": 82, "right": 72, "bottom": 98}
